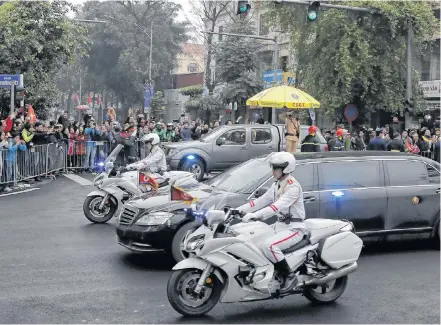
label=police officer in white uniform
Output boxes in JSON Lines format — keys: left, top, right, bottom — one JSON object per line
{"left": 237, "top": 152, "right": 306, "bottom": 290}
{"left": 126, "top": 133, "right": 169, "bottom": 183}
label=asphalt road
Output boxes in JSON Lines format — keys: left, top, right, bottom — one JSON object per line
{"left": 0, "top": 175, "right": 439, "bottom": 324}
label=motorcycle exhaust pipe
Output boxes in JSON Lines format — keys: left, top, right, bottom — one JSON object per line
{"left": 303, "top": 262, "right": 358, "bottom": 286}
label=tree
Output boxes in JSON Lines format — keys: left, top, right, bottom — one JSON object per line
{"left": 149, "top": 90, "right": 166, "bottom": 120}
{"left": 180, "top": 84, "right": 204, "bottom": 113}
{"left": 266, "top": 0, "right": 439, "bottom": 122}
{"left": 60, "top": 0, "right": 189, "bottom": 118}
{"left": 0, "top": 0, "right": 88, "bottom": 118}
{"left": 188, "top": 0, "right": 233, "bottom": 94}
{"left": 215, "top": 18, "right": 263, "bottom": 110}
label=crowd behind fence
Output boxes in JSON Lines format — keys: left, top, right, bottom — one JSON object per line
{"left": 0, "top": 140, "right": 439, "bottom": 187}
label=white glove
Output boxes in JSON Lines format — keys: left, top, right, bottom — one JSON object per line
{"left": 126, "top": 164, "right": 137, "bottom": 170}
{"left": 242, "top": 212, "right": 259, "bottom": 223}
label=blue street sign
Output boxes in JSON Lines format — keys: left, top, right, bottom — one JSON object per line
{"left": 263, "top": 69, "right": 283, "bottom": 84}
{"left": 144, "top": 84, "right": 155, "bottom": 112}
{"left": 0, "top": 74, "right": 20, "bottom": 88}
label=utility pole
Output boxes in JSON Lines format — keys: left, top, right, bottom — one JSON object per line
{"left": 203, "top": 31, "right": 279, "bottom": 123}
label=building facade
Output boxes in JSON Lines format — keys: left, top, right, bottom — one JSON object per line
{"left": 163, "top": 43, "right": 205, "bottom": 122}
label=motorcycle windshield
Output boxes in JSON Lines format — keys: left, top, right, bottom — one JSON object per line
{"left": 199, "top": 182, "right": 235, "bottom": 212}
{"left": 104, "top": 144, "right": 123, "bottom": 164}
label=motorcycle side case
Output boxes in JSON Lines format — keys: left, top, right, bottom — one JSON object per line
{"left": 318, "top": 232, "right": 363, "bottom": 269}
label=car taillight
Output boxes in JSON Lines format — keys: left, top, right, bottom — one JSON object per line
{"left": 324, "top": 144, "right": 329, "bottom": 151}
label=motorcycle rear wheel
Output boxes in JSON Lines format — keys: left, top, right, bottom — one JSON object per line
{"left": 83, "top": 195, "right": 117, "bottom": 224}
{"left": 167, "top": 269, "right": 222, "bottom": 316}
{"left": 303, "top": 275, "right": 348, "bottom": 304}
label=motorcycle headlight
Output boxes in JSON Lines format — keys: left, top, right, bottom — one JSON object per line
{"left": 186, "top": 234, "right": 205, "bottom": 251}
{"left": 93, "top": 174, "right": 105, "bottom": 187}
{"left": 135, "top": 212, "right": 174, "bottom": 226}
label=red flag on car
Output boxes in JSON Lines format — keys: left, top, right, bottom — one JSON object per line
{"left": 170, "top": 185, "right": 197, "bottom": 204}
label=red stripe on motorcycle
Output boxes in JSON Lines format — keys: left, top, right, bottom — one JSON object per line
{"left": 249, "top": 201, "right": 255, "bottom": 207}
{"left": 270, "top": 204, "right": 278, "bottom": 212}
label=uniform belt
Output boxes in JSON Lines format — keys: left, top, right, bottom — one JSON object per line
{"left": 286, "top": 133, "right": 295, "bottom": 136}
{"left": 277, "top": 215, "right": 303, "bottom": 223}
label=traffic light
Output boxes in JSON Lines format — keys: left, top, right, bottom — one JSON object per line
{"left": 15, "top": 86, "right": 26, "bottom": 101}
{"left": 236, "top": 0, "right": 251, "bottom": 16}
{"left": 307, "top": 1, "right": 320, "bottom": 22}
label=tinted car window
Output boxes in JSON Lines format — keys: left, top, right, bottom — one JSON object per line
{"left": 222, "top": 129, "right": 246, "bottom": 145}
{"left": 426, "top": 164, "right": 440, "bottom": 184}
{"left": 385, "top": 160, "right": 429, "bottom": 186}
{"left": 205, "top": 158, "right": 271, "bottom": 194}
{"left": 252, "top": 128, "right": 272, "bottom": 144}
{"left": 320, "top": 161, "right": 381, "bottom": 190}
{"left": 260, "top": 163, "right": 315, "bottom": 192}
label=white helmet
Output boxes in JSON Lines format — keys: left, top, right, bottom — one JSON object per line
{"left": 268, "top": 152, "right": 296, "bottom": 174}
{"left": 141, "top": 133, "right": 160, "bottom": 145}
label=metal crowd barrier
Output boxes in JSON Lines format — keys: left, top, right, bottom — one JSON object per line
{"left": 67, "top": 140, "right": 112, "bottom": 172}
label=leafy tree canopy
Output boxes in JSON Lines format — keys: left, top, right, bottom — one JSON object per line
{"left": 76, "top": 0, "right": 189, "bottom": 108}
{"left": 0, "top": 0, "right": 88, "bottom": 118}
{"left": 215, "top": 18, "right": 264, "bottom": 106}
{"left": 266, "top": 0, "right": 439, "bottom": 120}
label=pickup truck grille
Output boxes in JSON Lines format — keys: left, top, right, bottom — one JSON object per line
{"left": 118, "top": 205, "right": 139, "bottom": 227}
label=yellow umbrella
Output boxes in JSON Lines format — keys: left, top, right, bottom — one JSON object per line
{"left": 247, "top": 85, "right": 320, "bottom": 109}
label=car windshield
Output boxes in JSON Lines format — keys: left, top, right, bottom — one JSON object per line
{"left": 200, "top": 127, "right": 224, "bottom": 142}
{"left": 205, "top": 157, "right": 272, "bottom": 194}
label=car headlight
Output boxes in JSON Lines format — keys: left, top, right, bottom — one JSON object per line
{"left": 93, "top": 174, "right": 104, "bottom": 187}
{"left": 135, "top": 212, "right": 174, "bottom": 226}
{"left": 186, "top": 234, "right": 205, "bottom": 251}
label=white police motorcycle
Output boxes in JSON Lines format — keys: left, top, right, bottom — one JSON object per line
{"left": 83, "top": 144, "right": 194, "bottom": 223}
{"left": 167, "top": 202, "right": 363, "bottom": 316}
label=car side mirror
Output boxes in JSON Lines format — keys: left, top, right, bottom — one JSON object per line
{"left": 216, "top": 137, "right": 226, "bottom": 146}
{"left": 254, "top": 187, "right": 269, "bottom": 198}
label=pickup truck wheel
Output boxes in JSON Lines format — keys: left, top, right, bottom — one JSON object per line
{"left": 181, "top": 159, "right": 205, "bottom": 182}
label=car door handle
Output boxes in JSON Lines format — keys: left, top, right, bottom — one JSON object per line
{"left": 268, "top": 146, "right": 273, "bottom": 150}
{"left": 303, "top": 196, "right": 316, "bottom": 203}
{"left": 241, "top": 147, "right": 248, "bottom": 150}
{"left": 436, "top": 188, "right": 440, "bottom": 194}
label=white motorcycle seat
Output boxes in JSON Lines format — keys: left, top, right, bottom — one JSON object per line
{"left": 304, "top": 218, "right": 347, "bottom": 245}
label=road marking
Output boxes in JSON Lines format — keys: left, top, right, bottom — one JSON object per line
{"left": 63, "top": 174, "right": 93, "bottom": 186}
{"left": 0, "top": 188, "right": 40, "bottom": 197}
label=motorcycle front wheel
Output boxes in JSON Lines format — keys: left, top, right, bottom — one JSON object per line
{"left": 303, "top": 275, "right": 348, "bottom": 304}
{"left": 83, "top": 195, "right": 117, "bottom": 223}
{"left": 167, "top": 269, "right": 222, "bottom": 316}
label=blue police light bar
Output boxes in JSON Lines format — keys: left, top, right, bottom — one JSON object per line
{"left": 187, "top": 155, "right": 195, "bottom": 160}
{"left": 332, "top": 191, "right": 344, "bottom": 197}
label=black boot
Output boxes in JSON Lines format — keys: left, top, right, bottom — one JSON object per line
{"left": 274, "top": 259, "right": 297, "bottom": 291}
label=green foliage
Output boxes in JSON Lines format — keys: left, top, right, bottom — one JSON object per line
{"left": 150, "top": 90, "right": 165, "bottom": 119}
{"left": 0, "top": 0, "right": 88, "bottom": 117}
{"left": 74, "top": 0, "right": 189, "bottom": 111}
{"left": 179, "top": 85, "right": 204, "bottom": 97}
{"left": 266, "top": 0, "right": 439, "bottom": 120}
{"left": 215, "top": 18, "right": 263, "bottom": 105}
